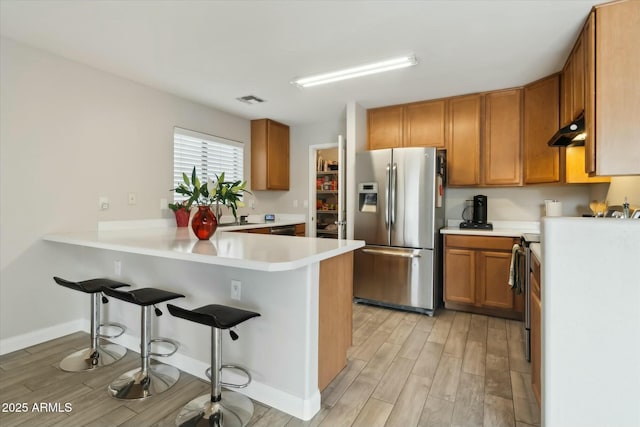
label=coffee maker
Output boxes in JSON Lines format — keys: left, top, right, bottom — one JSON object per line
{"left": 460, "top": 195, "right": 493, "bottom": 230}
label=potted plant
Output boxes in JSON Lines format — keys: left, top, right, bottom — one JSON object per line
{"left": 171, "top": 167, "right": 250, "bottom": 239}
{"left": 169, "top": 171, "right": 200, "bottom": 227}
{"left": 210, "top": 172, "right": 251, "bottom": 222}
{"left": 168, "top": 200, "right": 192, "bottom": 227}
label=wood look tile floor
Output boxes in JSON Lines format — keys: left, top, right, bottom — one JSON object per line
{"left": 0, "top": 305, "right": 540, "bottom": 427}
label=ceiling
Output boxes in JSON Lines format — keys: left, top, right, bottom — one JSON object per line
{"left": 0, "top": 0, "right": 600, "bottom": 126}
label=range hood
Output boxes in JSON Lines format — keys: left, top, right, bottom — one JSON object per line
{"left": 548, "top": 113, "right": 586, "bottom": 147}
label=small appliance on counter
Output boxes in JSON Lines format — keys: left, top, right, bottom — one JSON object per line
{"left": 459, "top": 195, "right": 493, "bottom": 230}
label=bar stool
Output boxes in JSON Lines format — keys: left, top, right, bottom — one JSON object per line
{"left": 167, "top": 303, "right": 260, "bottom": 427}
{"left": 101, "top": 286, "right": 185, "bottom": 400}
{"left": 53, "top": 276, "right": 129, "bottom": 372}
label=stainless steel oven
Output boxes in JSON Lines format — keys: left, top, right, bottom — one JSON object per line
{"left": 520, "top": 233, "right": 540, "bottom": 362}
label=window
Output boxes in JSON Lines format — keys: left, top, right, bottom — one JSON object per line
{"left": 173, "top": 127, "right": 244, "bottom": 201}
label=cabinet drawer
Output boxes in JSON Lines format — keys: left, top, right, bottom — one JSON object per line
{"left": 445, "top": 235, "right": 518, "bottom": 251}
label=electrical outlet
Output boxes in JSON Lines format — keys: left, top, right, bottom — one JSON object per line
{"left": 99, "top": 196, "right": 110, "bottom": 210}
{"left": 293, "top": 199, "right": 298, "bottom": 208}
{"left": 160, "top": 198, "right": 168, "bottom": 210}
{"left": 231, "top": 280, "right": 241, "bottom": 300}
{"left": 128, "top": 192, "right": 137, "bottom": 205}
{"left": 303, "top": 199, "right": 309, "bottom": 208}
{"left": 114, "top": 260, "right": 122, "bottom": 276}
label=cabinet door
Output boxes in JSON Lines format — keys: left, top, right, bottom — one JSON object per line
{"left": 404, "top": 99, "right": 447, "bottom": 148}
{"left": 444, "top": 247, "right": 475, "bottom": 304}
{"left": 251, "top": 119, "right": 290, "bottom": 191}
{"left": 368, "top": 105, "right": 403, "bottom": 150}
{"left": 594, "top": 0, "right": 640, "bottom": 176}
{"left": 530, "top": 275, "right": 541, "bottom": 407}
{"left": 477, "top": 250, "right": 514, "bottom": 310}
{"left": 266, "top": 120, "right": 290, "bottom": 190}
{"left": 447, "top": 95, "right": 481, "bottom": 186}
{"left": 572, "top": 34, "right": 585, "bottom": 120}
{"left": 584, "top": 11, "right": 596, "bottom": 174}
{"left": 524, "top": 75, "right": 560, "bottom": 184}
{"left": 561, "top": 57, "right": 574, "bottom": 126}
{"left": 483, "top": 89, "right": 523, "bottom": 186}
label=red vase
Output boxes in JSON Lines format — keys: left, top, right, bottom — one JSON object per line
{"left": 191, "top": 205, "right": 217, "bottom": 240}
{"left": 174, "top": 208, "right": 190, "bottom": 227}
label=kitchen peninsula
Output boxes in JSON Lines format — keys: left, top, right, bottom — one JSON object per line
{"left": 43, "top": 223, "right": 364, "bottom": 420}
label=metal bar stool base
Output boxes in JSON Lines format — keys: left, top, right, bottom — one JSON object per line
{"left": 107, "top": 362, "right": 180, "bottom": 400}
{"left": 175, "top": 391, "right": 253, "bottom": 427}
{"left": 59, "top": 343, "right": 127, "bottom": 372}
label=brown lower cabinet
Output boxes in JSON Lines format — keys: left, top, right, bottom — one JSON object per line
{"left": 444, "top": 234, "right": 523, "bottom": 320}
{"left": 530, "top": 251, "right": 542, "bottom": 407}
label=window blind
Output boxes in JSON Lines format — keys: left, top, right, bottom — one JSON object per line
{"left": 173, "top": 127, "right": 244, "bottom": 201}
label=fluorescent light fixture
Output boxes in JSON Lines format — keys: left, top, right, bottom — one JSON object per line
{"left": 291, "top": 55, "right": 418, "bottom": 88}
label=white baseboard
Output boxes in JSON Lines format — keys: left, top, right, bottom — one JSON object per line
{"left": 0, "top": 319, "right": 85, "bottom": 355}
{"left": 166, "top": 351, "right": 320, "bottom": 421}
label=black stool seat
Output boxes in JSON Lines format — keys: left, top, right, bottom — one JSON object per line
{"left": 102, "top": 287, "right": 185, "bottom": 306}
{"left": 167, "top": 304, "right": 260, "bottom": 329}
{"left": 54, "top": 276, "right": 130, "bottom": 293}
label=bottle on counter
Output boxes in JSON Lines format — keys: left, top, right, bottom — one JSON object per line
{"left": 623, "top": 196, "right": 630, "bottom": 219}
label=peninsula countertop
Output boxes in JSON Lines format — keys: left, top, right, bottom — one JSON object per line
{"left": 43, "top": 226, "right": 364, "bottom": 272}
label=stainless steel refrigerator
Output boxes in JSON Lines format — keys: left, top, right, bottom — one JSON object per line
{"left": 354, "top": 147, "right": 445, "bottom": 315}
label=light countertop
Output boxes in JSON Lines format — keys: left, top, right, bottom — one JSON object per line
{"left": 43, "top": 226, "right": 364, "bottom": 272}
{"left": 440, "top": 220, "right": 540, "bottom": 238}
{"left": 530, "top": 242, "right": 541, "bottom": 261}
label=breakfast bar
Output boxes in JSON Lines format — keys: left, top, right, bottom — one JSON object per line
{"left": 43, "top": 223, "right": 364, "bottom": 420}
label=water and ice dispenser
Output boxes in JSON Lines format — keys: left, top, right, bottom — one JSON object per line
{"left": 358, "top": 182, "right": 378, "bottom": 213}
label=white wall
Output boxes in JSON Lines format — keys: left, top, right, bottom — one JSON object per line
{"left": 0, "top": 37, "right": 251, "bottom": 342}
{"left": 604, "top": 176, "right": 640, "bottom": 209}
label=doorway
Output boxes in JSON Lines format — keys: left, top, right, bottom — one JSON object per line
{"left": 308, "top": 138, "right": 345, "bottom": 238}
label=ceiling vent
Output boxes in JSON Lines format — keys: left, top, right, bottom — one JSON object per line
{"left": 236, "top": 95, "right": 265, "bottom": 105}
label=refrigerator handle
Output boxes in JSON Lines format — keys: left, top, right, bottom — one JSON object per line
{"left": 391, "top": 163, "right": 397, "bottom": 225}
{"left": 385, "top": 164, "right": 390, "bottom": 228}
{"left": 362, "top": 248, "right": 421, "bottom": 258}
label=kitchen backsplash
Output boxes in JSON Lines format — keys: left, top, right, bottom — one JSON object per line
{"left": 445, "top": 184, "right": 608, "bottom": 222}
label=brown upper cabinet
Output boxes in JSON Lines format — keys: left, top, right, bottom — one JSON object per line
{"left": 251, "top": 119, "right": 290, "bottom": 191}
{"left": 447, "top": 94, "right": 482, "bottom": 186}
{"left": 587, "top": 1, "right": 640, "bottom": 176}
{"left": 560, "top": 11, "right": 609, "bottom": 183}
{"left": 447, "top": 90, "right": 523, "bottom": 187}
{"left": 482, "top": 89, "right": 523, "bottom": 186}
{"left": 367, "top": 99, "right": 447, "bottom": 150}
{"left": 367, "top": 105, "right": 403, "bottom": 150}
{"left": 562, "top": 1, "right": 639, "bottom": 178}
{"left": 524, "top": 74, "right": 561, "bottom": 184}
{"left": 404, "top": 99, "right": 447, "bottom": 148}
{"left": 561, "top": 34, "right": 585, "bottom": 127}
